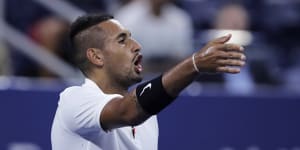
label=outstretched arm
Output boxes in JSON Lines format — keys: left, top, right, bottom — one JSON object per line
{"left": 163, "top": 34, "right": 245, "bottom": 96}
{"left": 100, "top": 34, "right": 246, "bottom": 130}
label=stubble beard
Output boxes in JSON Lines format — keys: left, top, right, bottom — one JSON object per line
{"left": 114, "top": 68, "right": 143, "bottom": 89}
{"left": 126, "top": 69, "right": 143, "bottom": 86}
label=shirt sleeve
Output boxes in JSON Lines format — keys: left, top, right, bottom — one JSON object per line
{"left": 58, "top": 87, "right": 122, "bottom": 136}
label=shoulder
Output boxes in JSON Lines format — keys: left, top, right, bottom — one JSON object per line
{"left": 60, "top": 78, "right": 105, "bottom": 99}
{"left": 56, "top": 80, "right": 122, "bottom": 133}
{"left": 59, "top": 84, "right": 121, "bottom": 107}
{"left": 60, "top": 85, "right": 100, "bottom": 99}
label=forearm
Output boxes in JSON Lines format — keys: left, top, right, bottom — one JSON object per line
{"left": 162, "top": 55, "right": 198, "bottom": 97}
{"left": 101, "top": 90, "right": 150, "bottom": 130}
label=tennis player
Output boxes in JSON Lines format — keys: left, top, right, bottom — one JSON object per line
{"left": 51, "top": 14, "right": 246, "bottom": 150}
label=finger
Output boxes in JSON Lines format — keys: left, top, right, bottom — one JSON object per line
{"left": 217, "top": 66, "right": 241, "bottom": 74}
{"left": 210, "top": 34, "right": 231, "bottom": 44}
{"left": 219, "top": 51, "right": 246, "bottom": 60}
{"left": 216, "top": 59, "right": 246, "bottom": 67}
{"left": 216, "top": 43, "right": 244, "bottom": 52}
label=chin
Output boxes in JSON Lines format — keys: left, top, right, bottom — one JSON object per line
{"left": 126, "top": 70, "right": 143, "bottom": 85}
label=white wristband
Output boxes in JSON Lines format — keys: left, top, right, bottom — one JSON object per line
{"left": 192, "top": 53, "right": 200, "bottom": 73}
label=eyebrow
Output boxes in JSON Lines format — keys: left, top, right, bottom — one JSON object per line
{"left": 116, "top": 31, "right": 131, "bottom": 40}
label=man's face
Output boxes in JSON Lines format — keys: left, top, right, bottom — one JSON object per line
{"left": 99, "top": 19, "right": 143, "bottom": 87}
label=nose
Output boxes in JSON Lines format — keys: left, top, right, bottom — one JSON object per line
{"left": 131, "top": 38, "right": 142, "bottom": 53}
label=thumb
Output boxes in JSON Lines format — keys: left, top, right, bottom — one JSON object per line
{"left": 211, "top": 34, "right": 231, "bottom": 44}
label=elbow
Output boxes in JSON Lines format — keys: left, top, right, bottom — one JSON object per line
{"left": 121, "top": 110, "right": 149, "bottom": 126}
{"left": 127, "top": 118, "right": 145, "bottom": 126}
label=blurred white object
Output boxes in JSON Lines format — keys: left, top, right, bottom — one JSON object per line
{"left": 284, "top": 65, "right": 300, "bottom": 94}
{"left": 34, "top": 0, "right": 85, "bottom": 22}
{"left": 186, "top": 82, "right": 203, "bottom": 96}
{"left": 207, "top": 29, "right": 253, "bottom": 46}
{"left": 0, "top": 43, "right": 11, "bottom": 75}
{"left": 224, "top": 66, "right": 255, "bottom": 95}
{"left": 115, "top": 0, "right": 194, "bottom": 59}
{"left": 8, "top": 142, "right": 41, "bottom": 150}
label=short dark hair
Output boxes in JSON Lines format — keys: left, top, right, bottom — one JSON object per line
{"left": 69, "top": 14, "right": 113, "bottom": 75}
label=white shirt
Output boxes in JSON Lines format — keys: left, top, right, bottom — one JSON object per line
{"left": 51, "top": 78, "right": 159, "bottom": 150}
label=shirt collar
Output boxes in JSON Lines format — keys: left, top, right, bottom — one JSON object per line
{"left": 83, "top": 78, "right": 123, "bottom": 98}
{"left": 83, "top": 78, "right": 102, "bottom": 91}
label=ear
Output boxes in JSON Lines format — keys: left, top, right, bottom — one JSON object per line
{"left": 86, "top": 48, "right": 104, "bottom": 67}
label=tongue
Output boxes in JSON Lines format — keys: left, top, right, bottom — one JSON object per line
{"left": 135, "top": 64, "right": 143, "bottom": 73}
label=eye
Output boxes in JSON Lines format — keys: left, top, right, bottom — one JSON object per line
{"left": 118, "top": 38, "right": 125, "bottom": 44}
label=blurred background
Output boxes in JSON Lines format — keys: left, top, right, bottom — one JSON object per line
{"left": 0, "top": 0, "right": 299, "bottom": 150}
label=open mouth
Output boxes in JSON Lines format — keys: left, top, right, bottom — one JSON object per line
{"left": 134, "top": 54, "right": 143, "bottom": 74}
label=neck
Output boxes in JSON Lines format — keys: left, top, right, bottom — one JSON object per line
{"left": 88, "top": 73, "right": 128, "bottom": 96}
{"left": 150, "top": 3, "right": 163, "bottom": 17}
{"left": 152, "top": 7, "right": 162, "bottom": 17}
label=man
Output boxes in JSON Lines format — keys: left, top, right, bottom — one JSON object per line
{"left": 51, "top": 14, "right": 246, "bottom": 150}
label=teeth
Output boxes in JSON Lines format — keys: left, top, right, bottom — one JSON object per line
{"left": 134, "top": 56, "right": 141, "bottom": 65}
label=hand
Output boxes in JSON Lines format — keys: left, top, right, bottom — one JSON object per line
{"left": 193, "top": 34, "right": 246, "bottom": 74}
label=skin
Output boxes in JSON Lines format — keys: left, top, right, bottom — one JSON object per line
{"left": 87, "top": 20, "right": 142, "bottom": 95}
{"left": 150, "top": 0, "right": 168, "bottom": 16}
{"left": 84, "top": 19, "right": 246, "bottom": 130}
